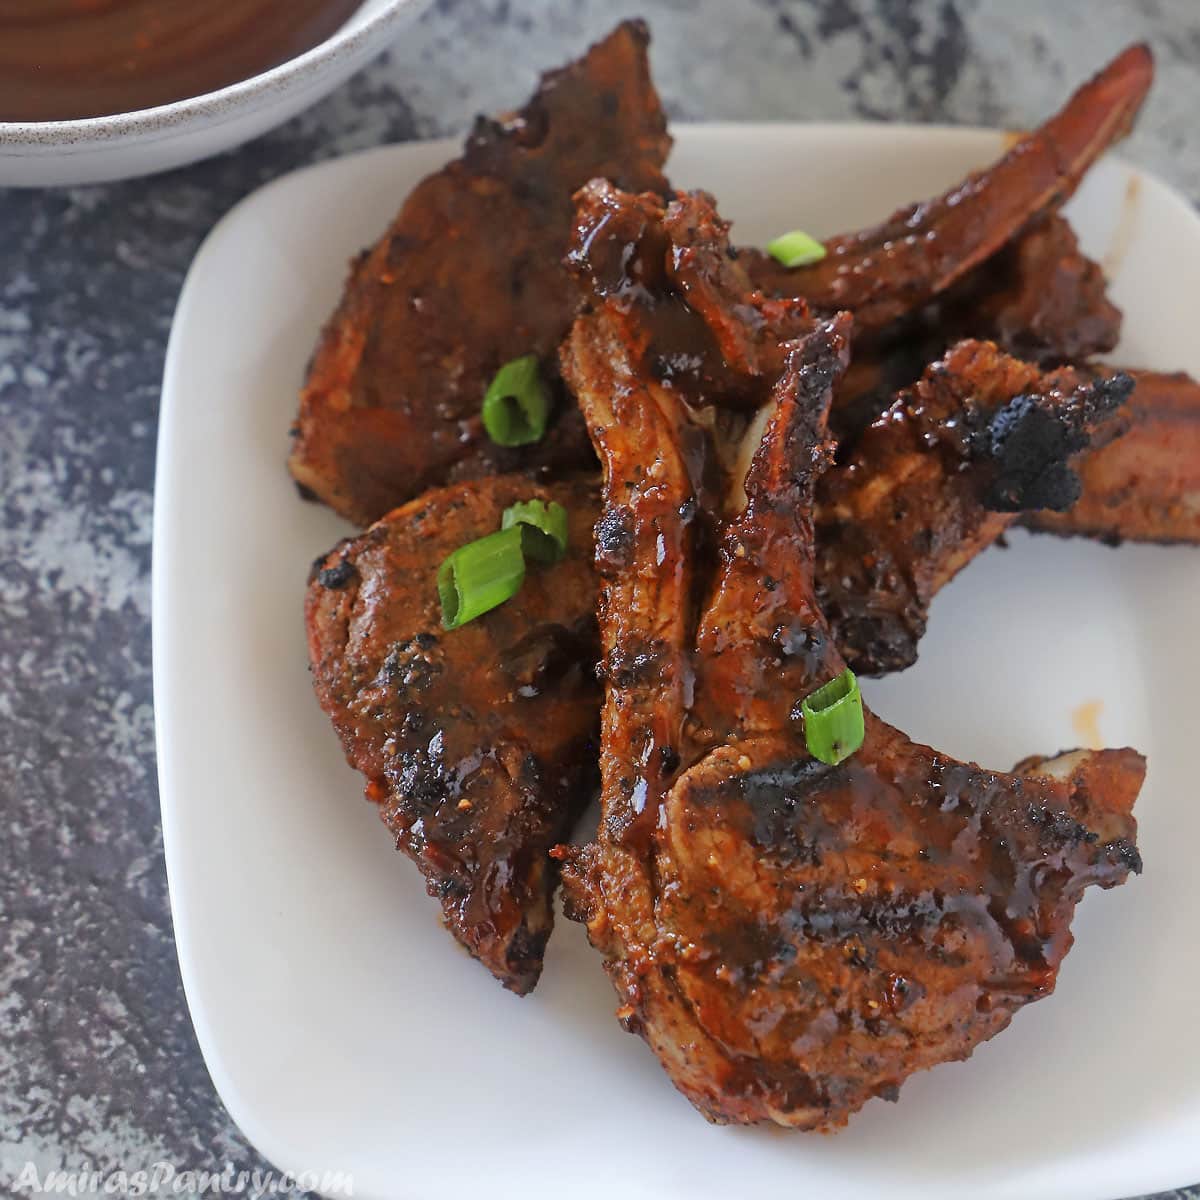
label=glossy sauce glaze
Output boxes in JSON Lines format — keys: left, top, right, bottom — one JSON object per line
{"left": 557, "top": 180, "right": 1145, "bottom": 1130}
{"left": 0, "top": 0, "right": 364, "bottom": 122}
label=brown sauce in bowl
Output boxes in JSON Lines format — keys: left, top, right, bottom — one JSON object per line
{"left": 0, "top": 0, "right": 366, "bottom": 122}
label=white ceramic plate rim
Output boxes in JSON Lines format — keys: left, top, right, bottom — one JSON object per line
{"left": 154, "top": 124, "right": 1200, "bottom": 1200}
{"left": 0, "top": 0, "right": 414, "bottom": 148}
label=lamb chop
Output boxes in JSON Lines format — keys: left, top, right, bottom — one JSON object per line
{"left": 306, "top": 475, "right": 600, "bottom": 994}
{"left": 815, "top": 341, "right": 1132, "bottom": 675}
{"left": 744, "top": 42, "right": 1153, "bottom": 335}
{"left": 289, "top": 19, "right": 668, "bottom": 526}
{"left": 557, "top": 182, "right": 1144, "bottom": 1128}
{"left": 819, "top": 218, "right": 1200, "bottom": 553}
{"left": 305, "top": 187, "right": 1131, "bottom": 994}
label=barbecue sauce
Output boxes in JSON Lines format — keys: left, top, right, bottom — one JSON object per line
{"left": 0, "top": 0, "right": 365, "bottom": 122}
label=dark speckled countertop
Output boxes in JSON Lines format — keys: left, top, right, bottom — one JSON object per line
{"left": 1, "top": 1, "right": 1197, "bottom": 1196}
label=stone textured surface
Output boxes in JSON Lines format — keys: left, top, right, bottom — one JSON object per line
{"left": 0, "top": 0, "right": 1197, "bottom": 1195}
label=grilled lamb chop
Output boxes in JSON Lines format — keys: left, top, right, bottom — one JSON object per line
{"left": 289, "top": 20, "right": 669, "bottom": 526}
{"left": 306, "top": 475, "right": 600, "bottom": 994}
{"left": 558, "top": 185, "right": 1144, "bottom": 1128}
{"left": 744, "top": 43, "right": 1152, "bottom": 335}
{"left": 815, "top": 342, "right": 1132, "bottom": 675}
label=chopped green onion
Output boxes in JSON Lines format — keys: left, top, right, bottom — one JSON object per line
{"left": 437, "top": 527, "right": 526, "bottom": 630}
{"left": 501, "top": 499, "right": 569, "bottom": 563}
{"left": 482, "top": 354, "right": 550, "bottom": 446}
{"left": 801, "top": 668, "right": 865, "bottom": 766}
{"left": 766, "top": 229, "right": 827, "bottom": 268}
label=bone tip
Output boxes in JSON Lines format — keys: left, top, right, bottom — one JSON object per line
{"left": 1113, "top": 41, "right": 1155, "bottom": 88}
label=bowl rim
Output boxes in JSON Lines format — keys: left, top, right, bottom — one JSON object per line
{"left": 0, "top": 0, "right": 416, "bottom": 144}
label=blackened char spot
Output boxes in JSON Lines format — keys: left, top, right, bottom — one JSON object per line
{"left": 980, "top": 372, "right": 1134, "bottom": 513}
{"left": 1089, "top": 370, "right": 1136, "bottom": 418}
{"left": 981, "top": 395, "right": 1083, "bottom": 512}
{"left": 602, "top": 637, "right": 667, "bottom": 688}
{"left": 317, "top": 559, "right": 358, "bottom": 589}
{"left": 1105, "top": 837, "right": 1143, "bottom": 874}
{"left": 689, "top": 758, "right": 842, "bottom": 864}
{"left": 392, "top": 746, "right": 450, "bottom": 820}
{"left": 505, "top": 922, "right": 551, "bottom": 977}
{"left": 382, "top": 637, "right": 443, "bottom": 700}
{"left": 1024, "top": 801, "right": 1097, "bottom": 850}
{"left": 595, "top": 505, "right": 636, "bottom": 571}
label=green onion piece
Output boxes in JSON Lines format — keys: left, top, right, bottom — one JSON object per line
{"left": 766, "top": 229, "right": 827, "bottom": 268}
{"left": 501, "top": 499, "right": 569, "bottom": 563}
{"left": 801, "top": 668, "right": 865, "bottom": 765}
{"left": 482, "top": 355, "right": 550, "bottom": 446}
{"left": 437, "top": 526, "right": 526, "bottom": 630}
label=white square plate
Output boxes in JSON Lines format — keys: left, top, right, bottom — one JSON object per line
{"left": 154, "top": 126, "right": 1200, "bottom": 1200}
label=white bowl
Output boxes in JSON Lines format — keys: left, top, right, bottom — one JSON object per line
{"left": 0, "top": 0, "right": 426, "bottom": 188}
